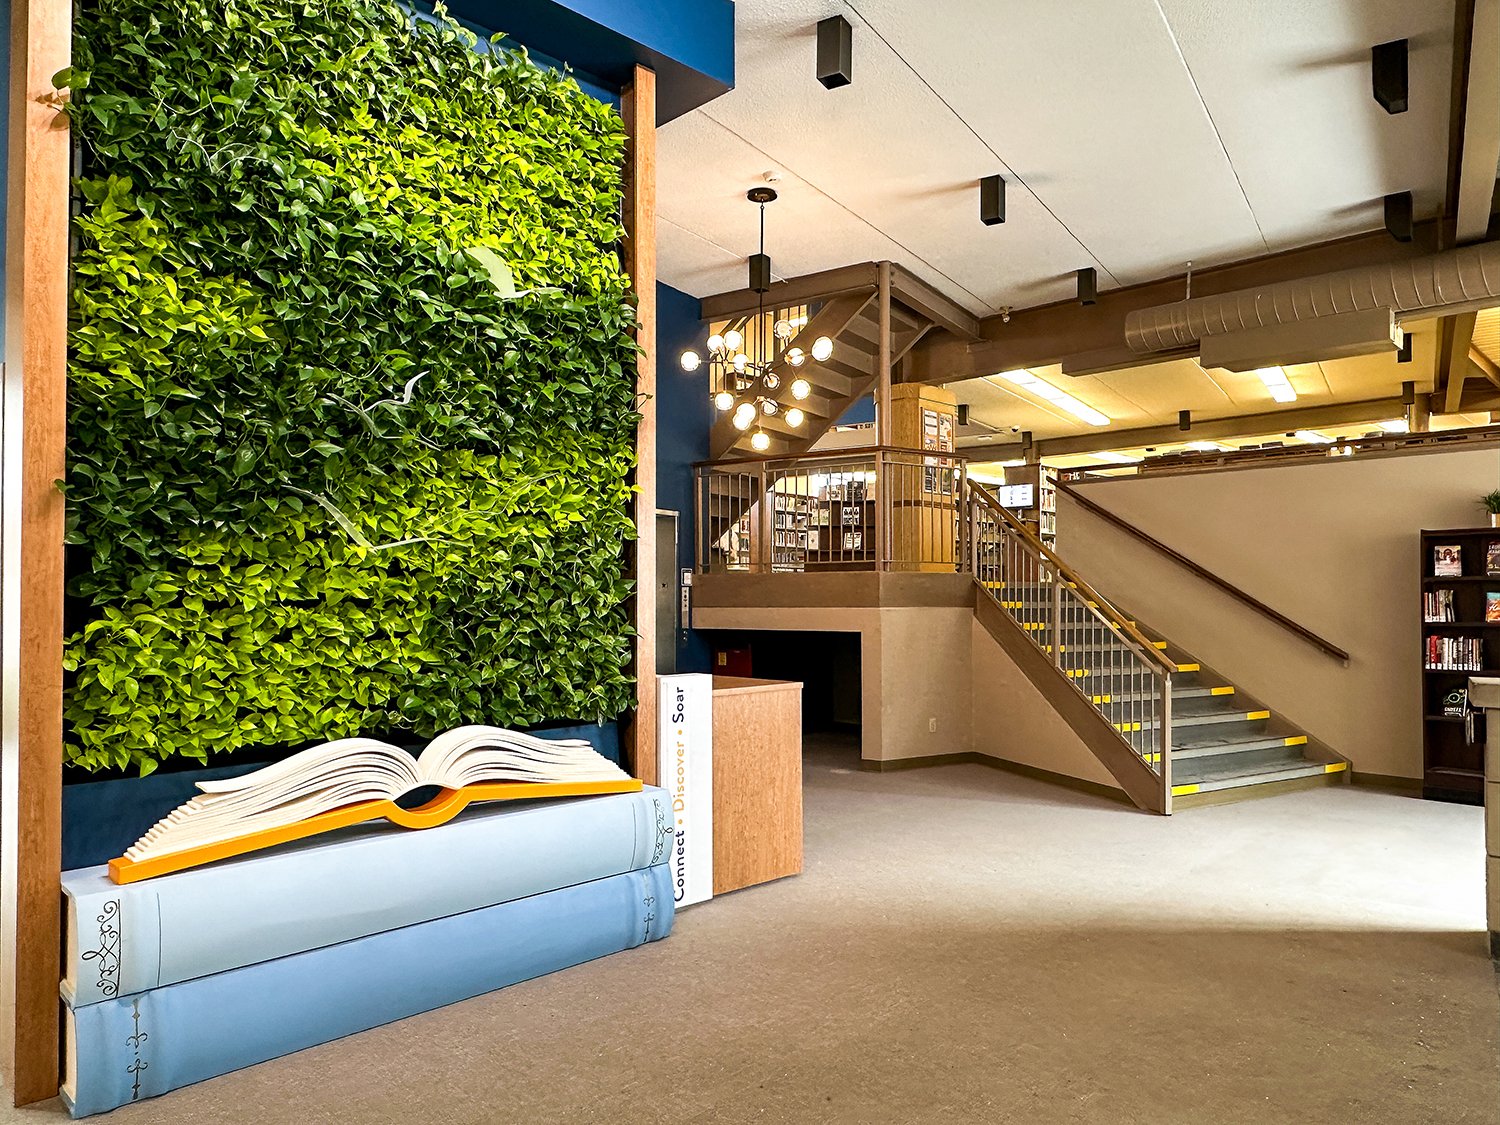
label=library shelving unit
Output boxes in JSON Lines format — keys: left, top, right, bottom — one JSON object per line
{"left": 807, "top": 483, "right": 874, "bottom": 568}
{"left": 770, "top": 491, "right": 811, "bottom": 572}
{"left": 1002, "top": 463, "right": 1057, "bottom": 548}
{"left": 1420, "top": 527, "right": 1495, "bottom": 804}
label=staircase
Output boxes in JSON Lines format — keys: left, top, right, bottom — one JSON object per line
{"left": 705, "top": 263, "right": 980, "bottom": 459}
{"left": 970, "top": 487, "right": 1348, "bottom": 812}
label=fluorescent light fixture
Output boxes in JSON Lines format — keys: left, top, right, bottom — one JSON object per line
{"left": 998, "top": 459, "right": 1027, "bottom": 467}
{"left": 1185, "top": 440, "right": 1232, "bottom": 452}
{"left": 994, "top": 370, "right": 1110, "bottom": 426}
{"left": 1089, "top": 451, "right": 1135, "bottom": 463}
{"left": 1379, "top": 418, "right": 1410, "bottom": 433}
{"left": 1255, "top": 367, "right": 1297, "bottom": 403}
{"left": 1293, "top": 430, "right": 1334, "bottom": 444}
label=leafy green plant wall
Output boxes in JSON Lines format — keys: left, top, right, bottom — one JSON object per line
{"left": 62, "top": 0, "right": 639, "bottom": 774}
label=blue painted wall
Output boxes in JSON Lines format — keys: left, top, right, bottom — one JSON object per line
{"left": 838, "top": 394, "right": 875, "bottom": 426}
{"left": 657, "top": 283, "right": 712, "bottom": 673}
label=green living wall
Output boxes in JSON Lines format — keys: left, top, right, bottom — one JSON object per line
{"left": 61, "top": 0, "right": 639, "bottom": 775}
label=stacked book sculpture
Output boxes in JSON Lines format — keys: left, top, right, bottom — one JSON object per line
{"left": 61, "top": 727, "right": 673, "bottom": 1117}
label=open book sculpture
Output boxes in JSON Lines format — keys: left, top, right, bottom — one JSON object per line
{"left": 108, "top": 726, "right": 641, "bottom": 885}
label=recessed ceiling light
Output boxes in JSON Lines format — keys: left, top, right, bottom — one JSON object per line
{"left": 993, "top": 370, "right": 1110, "bottom": 426}
{"left": 1185, "top": 440, "right": 1232, "bottom": 452}
{"left": 1089, "top": 451, "right": 1135, "bottom": 463}
{"left": 1255, "top": 367, "right": 1297, "bottom": 403}
{"left": 1293, "top": 430, "right": 1334, "bottom": 443}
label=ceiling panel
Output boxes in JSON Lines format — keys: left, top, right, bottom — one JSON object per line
{"left": 1156, "top": 0, "right": 1454, "bottom": 249}
{"left": 850, "top": 0, "right": 1270, "bottom": 286}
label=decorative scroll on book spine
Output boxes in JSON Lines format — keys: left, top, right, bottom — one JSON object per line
{"left": 108, "top": 727, "right": 641, "bottom": 885}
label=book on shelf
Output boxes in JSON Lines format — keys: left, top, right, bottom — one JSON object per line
{"left": 1424, "top": 589, "right": 1456, "bottom": 622}
{"left": 1487, "top": 592, "right": 1500, "bottom": 623}
{"left": 1489, "top": 542, "right": 1500, "bottom": 576}
{"left": 1441, "top": 687, "right": 1468, "bottom": 717}
{"left": 1433, "top": 544, "right": 1463, "bottom": 577}
{"left": 62, "top": 865, "right": 673, "bottom": 1118}
{"left": 62, "top": 787, "right": 671, "bottom": 1008}
{"left": 110, "top": 726, "right": 638, "bottom": 883}
{"left": 1425, "top": 635, "right": 1483, "bottom": 670}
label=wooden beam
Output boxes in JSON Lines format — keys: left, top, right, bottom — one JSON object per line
{"left": 888, "top": 263, "right": 981, "bottom": 341}
{"left": 1471, "top": 345, "right": 1500, "bottom": 389}
{"left": 1441, "top": 310, "right": 1478, "bottom": 413}
{"left": 700, "top": 262, "right": 879, "bottom": 321}
{"left": 969, "top": 396, "right": 1412, "bottom": 459}
{"left": 1453, "top": 0, "right": 1500, "bottom": 243}
{"left": 907, "top": 223, "right": 1444, "bottom": 385}
{"left": 2, "top": 0, "right": 70, "bottom": 1105}
{"left": 621, "top": 66, "right": 657, "bottom": 787}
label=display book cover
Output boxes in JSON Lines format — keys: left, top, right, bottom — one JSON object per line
{"left": 62, "top": 864, "right": 673, "bottom": 1118}
{"left": 63, "top": 785, "right": 672, "bottom": 1008}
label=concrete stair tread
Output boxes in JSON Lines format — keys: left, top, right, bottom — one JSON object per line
{"left": 1091, "top": 683, "right": 1231, "bottom": 704}
{"left": 1173, "top": 758, "right": 1347, "bottom": 795}
{"left": 1171, "top": 731, "right": 1308, "bottom": 758}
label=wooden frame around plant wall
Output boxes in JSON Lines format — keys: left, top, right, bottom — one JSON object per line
{"left": 0, "top": 21, "right": 660, "bottom": 1105}
{"left": 3, "top": 0, "right": 72, "bottom": 1105}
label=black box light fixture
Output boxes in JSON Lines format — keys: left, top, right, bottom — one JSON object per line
{"left": 817, "top": 16, "right": 853, "bottom": 89}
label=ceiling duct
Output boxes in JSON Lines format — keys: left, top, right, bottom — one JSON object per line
{"left": 1123, "top": 240, "right": 1500, "bottom": 369}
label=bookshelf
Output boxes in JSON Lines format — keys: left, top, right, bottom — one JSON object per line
{"left": 1002, "top": 463, "right": 1057, "bottom": 547}
{"left": 770, "top": 491, "right": 811, "bottom": 572}
{"left": 806, "top": 483, "right": 874, "bottom": 568}
{"left": 1420, "top": 528, "right": 1494, "bottom": 804}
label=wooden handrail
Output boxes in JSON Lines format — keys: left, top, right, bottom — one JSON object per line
{"left": 1056, "top": 481, "right": 1350, "bottom": 664}
{"left": 693, "top": 444, "right": 969, "bottom": 469}
{"left": 969, "top": 483, "right": 1177, "bottom": 674}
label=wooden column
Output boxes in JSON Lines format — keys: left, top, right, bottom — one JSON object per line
{"left": 1, "top": 0, "right": 70, "bottom": 1106}
{"left": 621, "top": 65, "right": 658, "bottom": 785}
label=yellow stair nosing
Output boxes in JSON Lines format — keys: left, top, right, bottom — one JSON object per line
{"left": 1209, "top": 686, "right": 1235, "bottom": 696}
{"left": 1247, "top": 709, "right": 1271, "bottom": 721}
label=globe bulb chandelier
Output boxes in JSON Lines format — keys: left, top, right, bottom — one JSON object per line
{"left": 679, "top": 187, "right": 834, "bottom": 452}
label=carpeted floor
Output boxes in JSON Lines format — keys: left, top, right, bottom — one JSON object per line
{"left": 8, "top": 732, "right": 1498, "bottom": 1124}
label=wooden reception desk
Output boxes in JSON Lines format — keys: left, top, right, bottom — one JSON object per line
{"left": 711, "top": 676, "right": 803, "bottom": 895}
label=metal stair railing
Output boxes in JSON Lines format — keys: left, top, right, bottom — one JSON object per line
{"left": 967, "top": 482, "right": 1174, "bottom": 799}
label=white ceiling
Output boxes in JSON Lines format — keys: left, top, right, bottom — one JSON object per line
{"left": 658, "top": 0, "right": 1455, "bottom": 314}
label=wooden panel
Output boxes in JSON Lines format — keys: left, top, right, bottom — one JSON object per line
{"left": 888, "top": 385, "right": 958, "bottom": 572}
{"left": 621, "top": 65, "right": 658, "bottom": 785}
{"left": 2, "top": 0, "right": 70, "bottom": 1105}
{"left": 711, "top": 677, "right": 803, "bottom": 894}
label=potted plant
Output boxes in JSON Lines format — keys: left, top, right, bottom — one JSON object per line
{"left": 1482, "top": 489, "right": 1500, "bottom": 528}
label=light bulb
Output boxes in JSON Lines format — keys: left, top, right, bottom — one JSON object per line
{"left": 762, "top": 399, "right": 778, "bottom": 415}
{"left": 733, "top": 410, "right": 753, "bottom": 431}
{"left": 811, "top": 336, "right": 834, "bottom": 362}
{"left": 724, "top": 329, "right": 744, "bottom": 352}
{"left": 751, "top": 431, "right": 771, "bottom": 452}
{"left": 786, "top": 347, "right": 805, "bottom": 367}
{"left": 791, "top": 378, "right": 811, "bottom": 400}
{"left": 735, "top": 400, "right": 756, "bottom": 421}
{"left": 774, "top": 319, "right": 793, "bottom": 340}
{"left": 732, "top": 353, "right": 749, "bottom": 372}
{"left": 763, "top": 372, "right": 780, "bottom": 390}
{"left": 714, "top": 391, "right": 735, "bottom": 411}
{"left": 680, "top": 350, "right": 701, "bottom": 373}
{"left": 786, "top": 408, "right": 805, "bottom": 428}
{"left": 706, "top": 333, "right": 724, "bottom": 354}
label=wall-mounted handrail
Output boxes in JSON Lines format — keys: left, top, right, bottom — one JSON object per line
{"left": 970, "top": 483, "right": 1177, "bottom": 675}
{"left": 1056, "top": 481, "right": 1350, "bottom": 664}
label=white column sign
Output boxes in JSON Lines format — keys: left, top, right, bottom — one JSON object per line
{"left": 657, "top": 673, "right": 713, "bottom": 907}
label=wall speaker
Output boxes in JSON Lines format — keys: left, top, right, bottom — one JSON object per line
{"left": 1076, "top": 267, "right": 1097, "bottom": 306}
{"left": 1384, "top": 191, "right": 1413, "bottom": 242}
{"left": 1178, "top": 409, "right": 1191, "bottom": 432}
{"left": 957, "top": 403, "right": 970, "bottom": 426}
{"left": 980, "top": 175, "right": 1006, "bottom": 226}
{"left": 817, "top": 16, "right": 853, "bottom": 89}
{"left": 1372, "top": 39, "right": 1408, "bottom": 114}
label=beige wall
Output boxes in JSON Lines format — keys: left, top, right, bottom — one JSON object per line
{"left": 1059, "top": 448, "right": 1500, "bottom": 781}
{"left": 692, "top": 603, "right": 973, "bottom": 763}
{"left": 970, "top": 619, "right": 1121, "bottom": 789}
